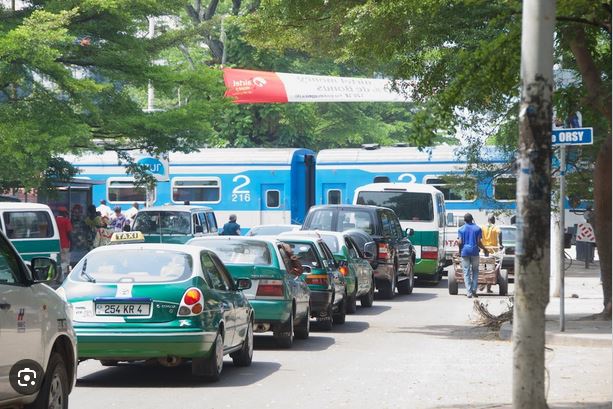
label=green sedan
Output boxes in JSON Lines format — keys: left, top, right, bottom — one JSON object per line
{"left": 187, "top": 236, "right": 311, "bottom": 349}
{"left": 57, "top": 239, "right": 254, "bottom": 382}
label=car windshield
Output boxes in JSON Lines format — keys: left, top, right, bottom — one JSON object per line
{"left": 500, "top": 227, "right": 517, "bottom": 244}
{"left": 191, "top": 239, "right": 272, "bottom": 265}
{"left": 356, "top": 191, "right": 434, "bottom": 222}
{"left": 280, "top": 241, "right": 322, "bottom": 268}
{"left": 133, "top": 211, "right": 191, "bottom": 235}
{"left": 71, "top": 249, "right": 193, "bottom": 283}
{"left": 247, "top": 225, "right": 297, "bottom": 236}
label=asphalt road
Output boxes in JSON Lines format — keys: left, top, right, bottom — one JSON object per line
{"left": 70, "top": 277, "right": 612, "bottom": 409}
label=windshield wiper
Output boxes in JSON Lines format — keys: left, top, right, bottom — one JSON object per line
{"left": 80, "top": 259, "right": 96, "bottom": 283}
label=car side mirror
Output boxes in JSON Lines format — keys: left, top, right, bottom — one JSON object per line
{"left": 301, "top": 265, "right": 312, "bottom": 274}
{"left": 363, "top": 242, "right": 377, "bottom": 261}
{"left": 195, "top": 225, "right": 204, "bottom": 234}
{"left": 406, "top": 228, "right": 414, "bottom": 237}
{"left": 30, "top": 257, "right": 59, "bottom": 283}
{"left": 235, "top": 278, "right": 252, "bottom": 290}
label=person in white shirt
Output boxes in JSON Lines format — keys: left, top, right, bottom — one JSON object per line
{"left": 124, "top": 202, "right": 139, "bottom": 225}
{"left": 96, "top": 199, "right": 113, "bottom": 218}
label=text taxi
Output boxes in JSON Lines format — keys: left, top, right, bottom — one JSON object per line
{"left": 57, "top": 231, "right": 254, "bottom": 382}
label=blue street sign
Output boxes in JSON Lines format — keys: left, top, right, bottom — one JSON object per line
{"left": 552, "top": 127, "right": 593, "bottom": 145}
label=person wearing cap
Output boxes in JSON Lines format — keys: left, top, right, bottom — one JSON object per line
{"left": 109, "top": 206, "right": 127, "bottom": 232}
{"left": 55, "top": 206, "right": 73, "bottom": 280}
{"left": 457, "top": 213, "right": 485, "bottom": 298}
{"left": 96, "top": 199, "right": 113, "bottom": 218}
{"left": 220, "top": 214, "right": 241, "bottom": 236}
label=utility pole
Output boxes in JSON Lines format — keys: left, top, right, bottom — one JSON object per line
{"left": 513, "top": 0, "right": 555, "bottom": 408}
{"left": 146, "top": 17, "right": 155, "bottom": 113}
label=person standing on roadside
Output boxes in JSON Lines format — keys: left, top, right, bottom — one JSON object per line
{"left": 96, "top": 199, "right": 113, "bottom": 219}
{"left": 480, "top": 215, "right": 502, "bottom": 293}
{"left": 55, "top": 207, "right": 72, "bottom": 280}
{"left": 457, "top": 213, "right": 485, "bottom": 298}
{"left": 220, "top": 214, "right": 241, "bottom": 236}
{"left": 124, "top": 202, "right": 139, "bottom": 226}
{"left": 109, "top": 206, "right": 127, "bottom": 232}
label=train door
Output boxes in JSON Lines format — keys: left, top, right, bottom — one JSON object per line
{"left": 260, "top": 184, "right": 285, "bottom": 225}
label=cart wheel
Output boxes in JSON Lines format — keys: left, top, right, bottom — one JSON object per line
{"left": 448, "top": 270, "right": 458, "bottom": 295}
{"left": 498, "top": 269, "right": 508, "bottom": 296}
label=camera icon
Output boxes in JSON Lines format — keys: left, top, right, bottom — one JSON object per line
{"left": 17, "top": 368, "right": 37, "bottom": 387}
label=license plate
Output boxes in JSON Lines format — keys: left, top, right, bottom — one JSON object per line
{"left": 95, "top": 303, "right": 150, "bottom": 316}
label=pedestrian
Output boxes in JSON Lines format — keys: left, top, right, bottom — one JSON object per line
{"left": 220, "top": 214, "right": 241, "bottom": 236}
{"left": 109, "top": 206, "right": 127, "bottom": 232}
{"left": 96, "top": 199, "right": 113, "bottom": 218}
{"left": 55, "top": 206, "right": 72, "bottom": 279}
{"left": 281, "top": 243, "right": 304, "bottom": 277}
{"left": 84, "top": 205, "right": 101, "bottom": 249}
{"left": 69, "top": 204, "right": 90, "bottom": 266}
{"left": 479, "top": 215, "right": 502, "bottom": 293}
{"left": 457, "top": 213, "right": 485, "bottom": 298}
{"left": 124, "top": 202, "right": 139, "bottom": 225}
{"left": 584, "top": 205, "right": 594, "bottom": 225}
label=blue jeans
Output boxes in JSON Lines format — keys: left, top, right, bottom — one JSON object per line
{"left": 462, "top": 256, "right": 480, "bottom": 295}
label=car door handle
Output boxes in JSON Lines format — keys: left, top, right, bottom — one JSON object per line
{"left": 0, "top": 302, "right": 10, "bottom": 310}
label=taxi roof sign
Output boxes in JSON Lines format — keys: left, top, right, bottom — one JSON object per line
{"left": 110, "top": 231, "right": 145, "bottom": 244}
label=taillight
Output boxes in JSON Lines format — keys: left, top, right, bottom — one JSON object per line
{"left": 378, "top": 243, "right": 390, "bottom": 260}
{"left": 256, "top": 280, "right": 284, "bottom": 298}
{"left": 305, "top": 275, "right": 328, "bottom": 286}
{"left": 178, "top": 287, "right": 204, "bottom": 316}
{"left": 422, "top": 246, "right": 438, "bottom": 259}
{"left": 339, "top": 265, "right": 349, "bottom": 276}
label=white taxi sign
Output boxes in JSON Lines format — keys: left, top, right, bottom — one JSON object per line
{"left": 110, "top": 231, "right": 145, "bottom": 244}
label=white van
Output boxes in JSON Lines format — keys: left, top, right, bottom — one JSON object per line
{"left": 354, "top": 183, "right": 446, "bottom": 281}
{"left": 0, "top": 203, "right": 61, "bottom": 263}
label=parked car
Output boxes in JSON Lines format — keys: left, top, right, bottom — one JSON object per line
{"left": 301, "top": 205, "right": 415, "bottom": 299}
{"left": 187, "top": 236, "right": 310, "bottom": 348}
{"left": 131, "top": 205, "right": 218, "bottom": 244}
{"left": 58, "top": 232, "right": 254, "bottom": 382}
{"left": 0, "top": 228, "right": 77, "bottom": 408}
{"left": 277, "top": 235, "right": 346, "bottom": 330}
{"left": 246, "top": 224, "right": 301, "bottom": 236}
{"left": 281, "top": 230, "right": 377, "bottom": 311}
{"left": 499, "top": 225, "right": 516, "bottom": 278}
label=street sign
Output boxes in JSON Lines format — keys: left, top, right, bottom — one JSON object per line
{"left": 552, "top": 127, "right": 593, "bottom": 145}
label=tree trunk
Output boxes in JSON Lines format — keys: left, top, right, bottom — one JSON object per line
{"left": 568, "top": 26, "right": 612, "bottom": 318}
{"left": 513, "top": 1, "right": 555, "bottom": 408}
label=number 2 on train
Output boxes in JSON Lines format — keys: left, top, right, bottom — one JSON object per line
{"left": 232, "top": 175, "right": 251, "bottom": 202}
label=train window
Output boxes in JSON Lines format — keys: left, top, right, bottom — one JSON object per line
{"left": 327, "top": 189, "right": 341, "bottom": 204}
{"left": 424, "top": 176, "right": 475, "bottom": 201}
{"left": 172, "top": 177, "right": 221, "bottom": 204}
{"left": 373, "top": 176, "right": 390, "bottom": 183}
{"left": 494, "top": 177, "right": 516, "bottom": 201}
{"left": 107, "top": 178, "right": 149, "bottom": 203}
{"left": 266, "top": 190, "right": 280, "bottom": 208}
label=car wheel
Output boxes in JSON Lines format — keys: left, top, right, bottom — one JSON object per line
{"left": 346, "top": 291, "right": 357, "bottom": 314}
{"left": 192, "top": 332, "right": 224, "bottom": 382}
{"left": 360, "top": 277, "right": 375, "bottom": 307}
{"left": 274, "top": 314, "right": 294, "bottom": 348}
{"left": 498, "top": 269, "right": 509, "bottom": 296}
{"left": 332, "top": 296, "right": 346, "bottom": 324}
{"left": 317, "top": 305, "right": 333, "bottom": 331}
{"left": 231, "top": 322, "right": 253, "bottom": 367}
{"left": 378, "top": 270, "right": 396, "bottom": 300}
{"left": 448, "top": 270, "right": 458, "bottom": 295}
{"left": 294, "top": 308, "right": 310, "bottom": 340}
{"left": 397, "top": 269, "right": 414, "bottom": 295}
{"left": 26, "top": 353, "right": 69, "bottom": 409}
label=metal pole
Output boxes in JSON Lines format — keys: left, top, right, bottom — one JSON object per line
{"left": 146, "top": 17, "right": 155, "bottom": 112}
{"left": 559, "top": 145, "right": 566, "bottom": 331}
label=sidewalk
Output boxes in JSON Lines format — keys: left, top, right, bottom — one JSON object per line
{"left": 499, "top": 260, "right": 612, "bottom": 348}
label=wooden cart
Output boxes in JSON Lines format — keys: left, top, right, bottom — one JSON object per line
{"left": 448, "top": 253, "right": 508, "bottom": 296}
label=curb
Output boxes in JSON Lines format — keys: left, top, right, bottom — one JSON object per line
{"left": 498, "top": 322, "right": 612, "bottom": 348}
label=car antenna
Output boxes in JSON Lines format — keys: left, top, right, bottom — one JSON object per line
{"left": 81, "top": 258, "right": 96, "bottom": 283}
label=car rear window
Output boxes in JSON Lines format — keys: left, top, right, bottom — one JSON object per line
{"left": 71, "top": 250, "right": 193, "bottom": 283}
{"left": 319, "top": 235, "right": 340, "bottom": 253}
{"left": 191, "top": 239, "right": 272, "bottom": 266}
{"left": 337, "top": 210, "right": 375, "bottom": 234}
{"left": 2, "top": 211, "right": 54, "bottom": 239}
{"left": 356, "top": 191, "right": 434, "bottom": 222}
{"left": 133, "top": 211, "right": 191, "bottom": 235}
{"left": 280, "top": 241, "right": 322, "bottom": 268}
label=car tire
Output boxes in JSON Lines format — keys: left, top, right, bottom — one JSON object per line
{"left": 332, "top": 296, "right": 346, "bottom": 325}
{"left": 360, "top": 277, "right": 375, "bottom": 307}
{"left": 397, "top": 272, "right": 414, "bottom": 295}
{"left": 294, "top": 308, "right": 310, "bottom": 340}
{"left": 231, "top": 322, "right": 253, "bottom": 367}
{"left": 318, "top": 305, "right": 333, "bottom": 331}
{"left": 378, "top": 271, "right": 396, "bottom": 300}
{"left": 448, "top": 270, "right": 458, "bottom": 295}
{"left": 346, "top": 291, "right": 357, "bottom": 314}
{"left": 274, "top": 314, "right": 294, "bottom": 349}
{"left": 100, "top": 360, "right": 119, "bottom": 367}
{"left": 26, "top": 353, "right": 69, "bottom": 409}
{"left": 192, "top": 332, "right": 223, "bottom": 382}
{"left": 498, "top": 269, "right": 508, "bottom": 296}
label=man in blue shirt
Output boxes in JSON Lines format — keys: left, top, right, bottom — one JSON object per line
{"left": 220, "top": 214, "right": 241, "bottom": 236}
{"left": 457, "top": 213, "right": 485, "bottom": 298}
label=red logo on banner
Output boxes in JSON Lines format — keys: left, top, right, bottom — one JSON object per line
{"left": 223, "top": 68, "right": 288, "bottom": 104}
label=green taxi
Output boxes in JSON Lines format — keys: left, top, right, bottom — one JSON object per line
{"left": 283, "top": 230, "right": 375, "bottom": 313}
{"left": 56, "top": 232, "right": 253, "bottom": 382}
{"left": 188, "top": 236, "right": 311, "bottom": 348}
{"left": 277, "top": 235, "right": 346, "bottom": 330}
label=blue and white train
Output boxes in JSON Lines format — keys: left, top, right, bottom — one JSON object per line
{"left": 65, "top": 145, "right": 588, "bottom": 232}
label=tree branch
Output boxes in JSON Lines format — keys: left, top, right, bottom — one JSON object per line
{"left": 204, "top": 0, "right": 220, "bottom": 21}
{"left": 557, "top": 15, "right": 611, "bottom": 34}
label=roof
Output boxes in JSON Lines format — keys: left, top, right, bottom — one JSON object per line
{"left": 0, "top": 202, "right": 52, "bottom": 211}
{"left": 137, "top": 205, "right": 213, "bottom": 213}
{"left": 187, "top": 236, "right": 279, "bottom": 246}
{"left": 87, "top": 243, "right": 206, "bottom": 256}
{"left": 276, "top": 234, "right": 323, "bottom": 244}
{"left": 282, "top": 230, "right": 345, "bottom": 241}
{"left": 307, "top": 204, "right": 388, "bottom": 212}
{"left": 354, "top": 182, "right": 443, "bottom": 194}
